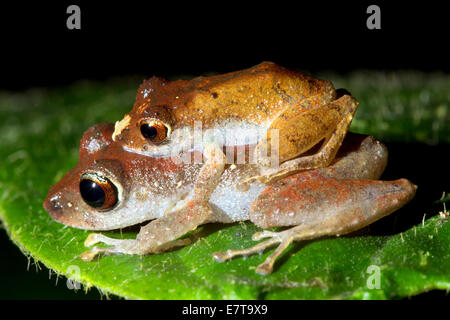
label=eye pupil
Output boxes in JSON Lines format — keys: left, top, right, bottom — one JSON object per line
{"left": 140, "top": 124, "right": 158, "bottom": 140}
{"left": 80, "top": 179, "right": 105, "bottom": 208}
{"left": 79, "top": 176, "right": 118, "bottom": 210}
{"left": 139, "top": 121, "right": 168, "bottom": 143}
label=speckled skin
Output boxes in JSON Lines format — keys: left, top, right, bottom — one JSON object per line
{"left": 44, "top": 124, "right": 416, "bottom": 274}
{"left": 113, "top": 61, "right": 336, "bottom": 144}
{"left": 112, "top": 61, "right": 362, "bottom": 225}
{"left": 112, "top": 62, "right": 358, "bottom": 174}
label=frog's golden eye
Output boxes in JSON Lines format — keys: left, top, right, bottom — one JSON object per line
{"left": 80, "top": 173, "right": 118, "bottom": 210}
{"left": 139, "top": 119, "right": 169, "bottom": 144}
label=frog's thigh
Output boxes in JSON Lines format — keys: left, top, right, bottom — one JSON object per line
{"left": 215, "top": 177, "right": 416, "bottom": 274}
{"left": 256, "top": 95, "right": 358, "bottom": 179}
{"left": 250, "top": 178, "right": 416, "bottom": 229}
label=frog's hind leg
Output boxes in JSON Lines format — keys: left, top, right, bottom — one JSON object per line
{"left": 242, "top": 94, "right": 358, "bottom": 187}
{"left": 214, "top": 177, "right": 417, "bottom": 275}
{"left": 213, "top": 223, "right": 321, "bottom": 275}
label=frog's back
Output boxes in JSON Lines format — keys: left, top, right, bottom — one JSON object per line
{"left": 134, "top": 62, "right": 336, "bottom": 130}
{"left": 178, "top": 62, "right": 336, "bottom": 127}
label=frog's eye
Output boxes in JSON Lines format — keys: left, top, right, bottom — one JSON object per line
{"left": 80, "top": 173, "right": 118, "bottom": 210}
{"left": 139, "top": 119, "right": 169, "bottom": 144}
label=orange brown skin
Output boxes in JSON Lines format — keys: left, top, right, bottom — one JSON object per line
{"left": 113, "top": 61, "right": 360, "bottom": 203}
{"left": 44, "top": 123, "right": 196, "bottom": 230}
{"left": 112, "top": 62, "right": 356, "bottom": 168}
{"left": 44, "top": 123, "right": 416, "bottom": 274}
{"left": 113, "top": 61, "right": 336, "bottom": 146}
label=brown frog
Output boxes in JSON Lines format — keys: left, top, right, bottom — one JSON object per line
{"left": 112, "top": 62, "right": 359, "bottom": 190}
{"left": 44, "top": 123, "right": 416, "bottom": 274}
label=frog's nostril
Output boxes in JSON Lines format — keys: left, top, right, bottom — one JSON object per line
{"left": 44, "top": 194, "right": 64, "bottom": 217}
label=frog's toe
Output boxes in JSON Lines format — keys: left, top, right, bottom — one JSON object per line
{"left": 80, "top": 246, "right": 105, "bottom": 261}
{"left": 84, "top": 233, "right": 127, "bottom": 247}
{"left": 212, "top": 250, "right": 233, "bottom": 263}
{"left": 237, "top": 173, "right": 282, "bottom": 190}
{"left": 84, "top": 233, "right": 105, "bottom": 246}
{"left": 212, "top": 237, "right": 279, "bottom": 264}
{"left": 256, "top": 171, "right": 293, "bottom": 185}
{"left": 212, "top": 229, "right": 297, "bottom": 274}
{"left": 80, "top": 245, "right": 127, "bottom": 261}
{"left": 251, "top": 230, "right": 278, "bottom": 241}
{"left": 255, "top": 175, "right": 272, "bottom": 184}
{"left": 80, "top": 242, "right": 139, "bottom": 261}
{"left": 81, "top": 234, "right": 140, "bottom": 261}
{"left": 236, "top": 175, "right": 272, "bottom": 191}
{"left": 255, "top": 261, "right": 274, "bottom": 275}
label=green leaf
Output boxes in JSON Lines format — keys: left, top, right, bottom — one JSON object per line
{"left": 0, "top": 73, "right": 449, "bottom": 299}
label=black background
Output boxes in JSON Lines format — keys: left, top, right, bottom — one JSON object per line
{"left": 0, "top": 1, "right": 449, "bottom": 300}
{"left": 1, "top": 1, "right": 448, "bottom": 90}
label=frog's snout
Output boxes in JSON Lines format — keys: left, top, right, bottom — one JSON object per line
{"left": 44, "top": 193, "right": 64, "bottom": 219}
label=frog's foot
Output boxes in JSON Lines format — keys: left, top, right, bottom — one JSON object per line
{"left": 236, "top": 166, "right": 292, "bottom": 191}
{"left": 237, "top": 168, "right": 285, "bottom": 189}
{"left": 80, "top": 233, "right": 191, "bottom": 261}
{"left": 80, "top": 233, "right": 140, "bottom": 261}
{"left": 212, "top": 229, "right": 298, "bottom": 275}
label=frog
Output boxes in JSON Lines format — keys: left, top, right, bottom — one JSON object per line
{"left": 111, "top": 62, "right": 360, "bottom": 197}
{"left": 44, "top": 123, "right": 416, "bottom": 274}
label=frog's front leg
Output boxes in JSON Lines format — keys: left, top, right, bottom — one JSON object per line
{"left": 81, "top": 200, "right": 213, "bottom": 260}
{"left": 242, "top": 94, "right": 358, "bottom": 186}
{"left": 81, "top": 143, "right": 226, "bottom": 261}
{"left": 80, "top": 233, "right": 192, "bottom": 260}
{"left": 214, "top": 177, "right": 417, "bottom": 275}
